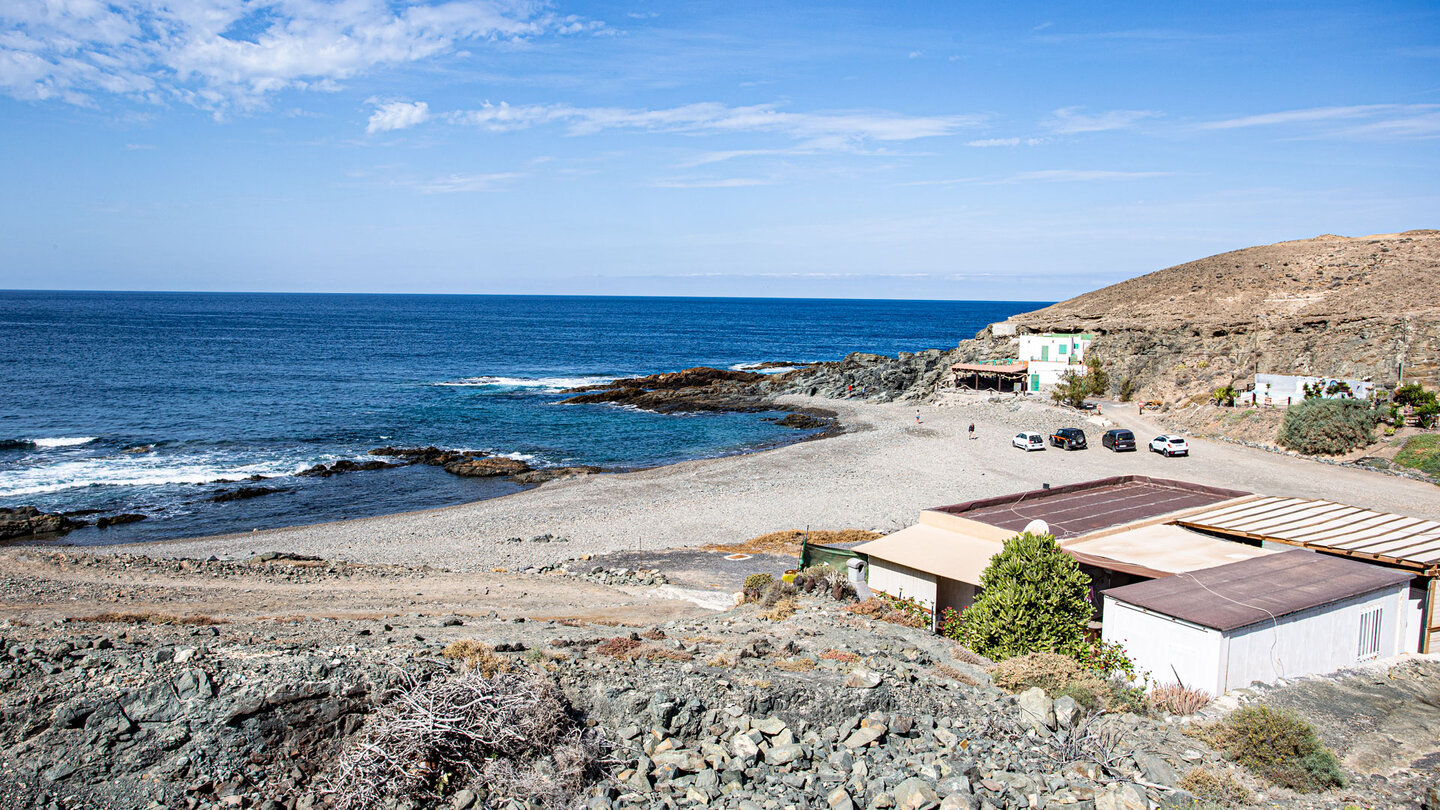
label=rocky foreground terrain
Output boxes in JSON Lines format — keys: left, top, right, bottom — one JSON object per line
{"left": 0, "top": 550, "right": 1435, "bottom": 810}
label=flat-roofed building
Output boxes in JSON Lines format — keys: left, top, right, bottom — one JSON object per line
{"left": 1103, "top": 550, "right": 1412, "bottom": 695}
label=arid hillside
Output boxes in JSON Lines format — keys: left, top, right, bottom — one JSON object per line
{"left": 1002, "top": 230, "right": 1440, "bottom": 403}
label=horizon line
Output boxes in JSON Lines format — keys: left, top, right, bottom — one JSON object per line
{"left": 0, "top": 288, "right": 1053, "bottom": 305}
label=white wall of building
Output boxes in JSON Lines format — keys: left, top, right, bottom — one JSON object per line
{"left": 1222, "top": 585, "right": 1406, "bottom": 691}
{"left": 1246, "top": 373, "right": 1375, "bottom": 405}
{"left": 1103, "top": 598, "right": 1226, "bottom": 695}
{"left": 1105, "top": 583, "right": 1408, "bottom": 696}
{"left": 1017, "top": 333, "right": 1092, "bottom": 391}
{"left": 867, "top": 559, "right": 937, "bottom": 611}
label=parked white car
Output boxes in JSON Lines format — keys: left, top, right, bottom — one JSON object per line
{"left": 1149, "top": 435, "right": 1189, "bottom": 457}
{"left": 1012, "top": 431, "right": 1046, "bottom": 451}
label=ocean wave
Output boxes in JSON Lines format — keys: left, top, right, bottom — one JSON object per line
{"left": 1, "top": 436, "right": 99, "bottom": 450}
{"left": 433, "top": 375, "right": 613, "bottom": 391}
{"left": 0, "top": 455, "right": 296, "bottom": 498}
{"left": 33, "top": 436, "right": 99, "bottom": 448}
{"left": 729, "top": 362, "right": 810, "bottom": 375}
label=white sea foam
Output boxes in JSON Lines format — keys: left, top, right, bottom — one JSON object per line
{"left": 433, "top": 375, "right": 614, "bottom": 391}
{"left": 729, "top": 362, "right": 809, "bottom": 375}
{"left": 0, "top": 454, "right": 295, "bottom": 498}
{"left": 31, "top": 437, "right": 98, "bottom": 448}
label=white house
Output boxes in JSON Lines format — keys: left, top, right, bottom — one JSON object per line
{"left": 1102, "top": 550, "right": 1412, "bottom": 696}
{"left": 1245, "top": 373, "right": 1375, "bottom": 406}
{"left": 1016, "top": 333, "right": 1092, "bottom": 392}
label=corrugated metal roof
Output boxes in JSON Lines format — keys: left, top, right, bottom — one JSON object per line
{"left": 1103, "top": 550, "right": 1414, "bottom": 631}
{"left": 1177, "top": 496, "right": 1440, "bottom": 573}
{"left": 935, "top": 476, "right": 1249, "bottom": 539}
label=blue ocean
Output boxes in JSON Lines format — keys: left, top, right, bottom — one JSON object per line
{"left": 0, "top": 293, "right": 1040, "bottom": 544}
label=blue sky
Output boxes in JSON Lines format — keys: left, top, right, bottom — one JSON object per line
{"left": 1, "top": 1, "right": 1437, "bottom": 299}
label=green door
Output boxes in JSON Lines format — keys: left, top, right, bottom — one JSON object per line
{"left": 1030, "top": 374, "right": 1040, "bottom": 392}
{"left": 1040, "top": 345, "right": 1050, "bottom": 362}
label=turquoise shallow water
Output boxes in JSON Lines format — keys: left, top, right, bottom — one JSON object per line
{"left": 0, "top": 292, "right": 1041, "bottom": 544}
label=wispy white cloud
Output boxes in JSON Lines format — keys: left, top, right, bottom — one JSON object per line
{"left": 0, "top": 1, "right": 603, "bottom": 113}
{"left": 1044, "top": 106, "right": 1157, "bottom": 133}
{"left": 124, "top": 143, "right": 156, "bottom": 150}
{"left": 1000, "top": 169, "right": 1174, "bottom": 183}
{"left": 366, "top": 100, "right": 430, "bottom": 134}
{"left": 907, "top": 50, "right": 924, "bottom": 59}
{"left": 442, "top": 100, "right": 984, "bottom": 143}
{"left": 1198, "top": 104, "right": 1440, "bottom": 139}
{"left": 967, "top": 137, "right": 1020, "bottom": 147}
{"left": 406, "top": 171, "right": 523, "bottom": 193}
{"left": 651, "top": 177, "right": 774, "bottom": 189}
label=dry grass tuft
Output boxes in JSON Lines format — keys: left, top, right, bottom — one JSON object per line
{"left": 991, "top": 652, "right": 1105, "bottom": 696}
{"left": 1149, "top": 683, "right": 1213, "bottom": 716}
{"left": 639, "top": 628, "right": 667, "bottom": 640}
{"left": 1179, "top": 767, "right": 1252, "bottom": 805}
{"left": 327, "top": 671, "right": 605, "bottom": 810}
{"left": 819, "top": 649, "right": 860, "bottom": 663}
{"left": 71, "top": 612, "right": 226, "bottom": 626}
{"left": 761, "top": 597, "right": 798, "bottom": 621}
{"left": 592, "top": 637, "right": 642, "bottom": 659}
{"left": 932, "top": 663, "right": 980, "bottom": 687}
{"left": 771, "top": 657, "right": 816, "bottom": 672}
{"left": 441, "top": 640, "right": 511, "bottom": 678}
{"left": 951, "top": 646, "right": 991, "bottom": 668}
{"left": 844, "top": 597, "right": 925, "bottom": 629}
{"left": 706, "top": 529, "right": 881, "bottom": 556}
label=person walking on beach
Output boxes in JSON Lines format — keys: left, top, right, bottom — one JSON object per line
{"left": 916, "top": 408, "right": 922, "bottom": 424}
{"left": 968, "top": 422, "right": 975, "bottom": 440}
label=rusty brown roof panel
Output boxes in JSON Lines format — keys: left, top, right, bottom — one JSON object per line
{"left": 934, "top": 476, "right": 1249, "bottom": 539}
{"left": 1102, "top": 550, "right": 1414, "bottom": 631}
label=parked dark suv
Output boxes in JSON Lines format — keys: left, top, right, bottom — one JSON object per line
{"left": 1049, "top": 427, "right": 1087, "bottom": 450}
{"left": 1102, "top": 428, "right": 1137, "bottom": 452}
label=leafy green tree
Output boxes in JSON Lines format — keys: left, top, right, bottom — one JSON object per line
{"left": 1212, "top": 385, "right": 1237, "bottom": 406}
{"left": 960, "top": 532, "right": 1092, "bottom": 660}
{"left": 1278, "top": 398, "right": 1376, "bottom": 455}
{"left": 1118, "top": 377, "right": 1137, "bottom": 402}
{"left": 1084, "top": 355, "right": 1110, "bottom": 396}
{"left": 1050, "top": 370, "right": 1090, "bottom": 408}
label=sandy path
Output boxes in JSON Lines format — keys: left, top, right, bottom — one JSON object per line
{"left": 111, "top": 394, "right": 1439, "bottom": 570}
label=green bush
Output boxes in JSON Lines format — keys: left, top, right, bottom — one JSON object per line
{"left": 1213, "top": 706, "right": 1345, "bottom": 792}
{"left": 1179, "top": 767, "right": 1252, "bottom": 805}
{"left": 959, "top": 532, "right": 1092, "bottom": 659}
{"left": 1278, "top": 398, "right": 1376, "bottom": 455}
{"left": 742, "top": 573, "right": 773, "bottom": 602}
{"left": 1118, "top": 376, "right": 1137, "bottom": 402}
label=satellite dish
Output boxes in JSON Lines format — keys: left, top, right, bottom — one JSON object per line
{"left": 1023, "top": 519, "right": 1049, "bottom": 537}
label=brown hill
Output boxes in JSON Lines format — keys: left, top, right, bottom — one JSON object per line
{"left": 1001, "top": 231, "right": 1440, "bottom": 403}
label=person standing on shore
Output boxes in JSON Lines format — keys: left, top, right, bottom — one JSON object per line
{"left": 916, "top": 408, "right": 921, "bottom": 424}
{"left": 968, "top": 422, "right": 975, "bottom": 440}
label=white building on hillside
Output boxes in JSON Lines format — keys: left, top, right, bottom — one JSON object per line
{"left": 1245, "top": 373, "right": 1375, "bottom": 406}
{"left": 1017, "top": 332, "right": 1092, "bottom": 393}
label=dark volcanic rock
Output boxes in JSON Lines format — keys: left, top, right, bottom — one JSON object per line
{"left": 510, "top": 465, "right": 606, "bottom": 485}
{"left": 442, "top": 456, "right": 531, "bottom": 477}
{"left": 775, "top": 413, "right": 829, "bottom": 430}
{"left": 561, "top": 367, "right": 772, "bottom": 413}
{"left": 0, "top": 507, "right": 78, "bottom": 540}
{"left": 296, "top": 459, "right": 400, "bottom": 478}
{"left": 96, "top": 513, "right": 147, "bottom": 529}
{"left": 210, "top": 486, "right": 286, "bottom": 503}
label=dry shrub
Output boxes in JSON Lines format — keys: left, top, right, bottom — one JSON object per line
{"left": 762, "top": 597, "right": 798, "bottom": 621}
{"left": 328, "top": 671, "right": 605, "bottom": 810}
{"left": 992, "top": 652, "right": 1106, "bottom": 696}
{"left": 708, "top": 650, "right": 740, "bottom": 668}
{"left": 760, "top": 580, "right": 798, "bottom": 607}
{"left": 932, "top": 664, "right": 980, "bottom": 687}
{"left": 441, "top": 641, "right": 511, "bottom": 678}
{"left": 640, "top": 628, "right": 667, "bottom": 640}
{"left": 639, "top": 646, "right": 693, "bottom": 663}
{"left": 772, "top": 658, "right": 816, "bottom": 672}
{"left": 1149, "top": 683, "right": 1213, "bottom": 716}
{"left": 1179, "top": 767, "right": 1252, "bottom": 805}
{"left": 593, "top": 637, "right": 642, "bottom": 659}
{"left": 819, "top": 649, "right": 859, "bottom": 663}
{"left": 1207, "top": 705, "right": 1345, "bottom": 792}
{"left": 706, "top": 529, "right": 881, "bottom": 555}
{"left": 844, "top": 597, "right": 925, "bottom": 629}
{"left": 556, "top": 618, "right": 586, "bottom": 627}
{"left": 70, "top": 612, "right": 225, "bottom": 626}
